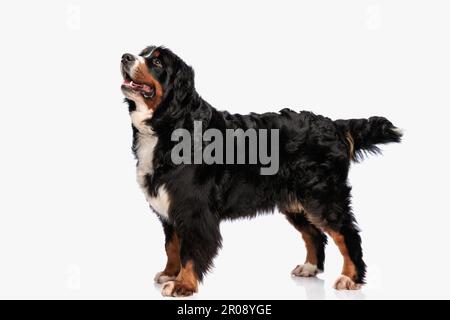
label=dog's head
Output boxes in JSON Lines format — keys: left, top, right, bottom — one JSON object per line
{"left": 120, "top": 46, "right": 194, "bottom": 111}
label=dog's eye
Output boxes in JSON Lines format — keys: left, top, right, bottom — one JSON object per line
{"left": 153, "top": 58, "right": 163, "bottom": 68}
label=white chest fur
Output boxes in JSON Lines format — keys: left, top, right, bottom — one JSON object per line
{"left": 132, "top": 105, "right": 170, "bottom": 220}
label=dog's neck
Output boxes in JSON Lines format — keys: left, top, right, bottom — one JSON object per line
{"left": 126, "top": 99, "right": 154, "bottom": 134}
{"left": 125, "top": 89, "right": 207, "bottom": 135}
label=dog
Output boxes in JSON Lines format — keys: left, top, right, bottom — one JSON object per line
{"left": 120, "top": 46, "right": 402, "bottom": 297}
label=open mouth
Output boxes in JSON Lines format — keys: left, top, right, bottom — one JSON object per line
{"left": 121, "top": 72, "right": 155, "bottom": 99}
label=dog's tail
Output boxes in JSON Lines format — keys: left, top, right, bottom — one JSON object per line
{"left": 334, "top": 116, "right": 402, "bottom": 161}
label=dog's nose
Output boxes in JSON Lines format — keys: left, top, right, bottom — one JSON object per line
{"left": 121, "top": 53, "right": 135, "bottom": 64}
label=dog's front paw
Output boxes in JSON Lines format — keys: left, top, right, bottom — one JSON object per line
{"left": 333, "top": 275, "right": 362, "bottom": 290}
{"left": 161, "top": 280, "right": 197, "bottom": 297}
{"left": 291, "top": 262, "right": 319, "bottom": 277}
{"left": 154, "top": 271, "right": 177, "bottom": 284}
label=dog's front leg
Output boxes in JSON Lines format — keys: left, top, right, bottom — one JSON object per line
{"left": 154, "top": 221, "right": 181, "bottom": 284}
{"left": 161, "top": 208, "right": 222, "bottom": 297}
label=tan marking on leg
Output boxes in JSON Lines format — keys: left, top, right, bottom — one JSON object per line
{"left": 161, "top": 260, "right": 198, "bottom": 297}
{"left": 283, "top": 206, "right": 317, "bottom": 266}
{"left": 290, "top": 228, "right": 320, "bottom": 277}
{"left": 301, "top": 231, "right": 318, "bottom": 265}
{"left": 176, "top": 261, "right": 198, "bottom": 291}
{"left": 327, "top": 230, "right": 357, "bottom": 280}
{"left": 154, "top": 233, "right": 181, "bottom": 284}
{"left": 283, "top": 206, "right": 321, "bottom": 277}
{"left": 164, "top": 233, "right": 181, "bottom": 275}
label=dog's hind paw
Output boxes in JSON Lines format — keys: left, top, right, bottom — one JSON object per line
{"left": 291, "top": 262, "right": 319, "bottom": 277}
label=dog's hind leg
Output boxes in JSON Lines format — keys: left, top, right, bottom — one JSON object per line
{"left": 325, "top": 224, "right": 366, "bottom": 290}
{"left": 304, "top": 186, "right": 366, "bottom": 290}
{"left": 282, "top": 210, "right": 327, "bottom": 277}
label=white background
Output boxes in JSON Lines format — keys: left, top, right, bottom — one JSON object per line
{"left": 0, "top": 0, "right": 449, "bottom": 299}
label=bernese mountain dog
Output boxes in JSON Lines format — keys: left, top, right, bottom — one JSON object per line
{"left": 120, "top": 45, "right": 402, "bottom": 297}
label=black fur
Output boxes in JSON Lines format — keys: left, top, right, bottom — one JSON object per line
{"left": 123, "top": 46, "right": 402, "bottom": 288}
{"left": 335, "top": 117, "right": 402, "bottom": 161}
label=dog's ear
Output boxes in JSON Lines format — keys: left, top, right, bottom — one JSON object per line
{"left": 160, "top": 63, "right": 195, "bottom": 121}
{"left": 173, "top": 63, "right": 195, "bottom": 103}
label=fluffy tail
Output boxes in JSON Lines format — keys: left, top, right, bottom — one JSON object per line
{"left": 334, "top": 116, "right": 402, "bottom": 161}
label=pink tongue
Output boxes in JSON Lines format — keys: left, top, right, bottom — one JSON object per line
{"left": 123, "top": 79, "right": 151, "bottom": 93}
{"left": 131, "top": 81, "right": 151, "bottom": 93}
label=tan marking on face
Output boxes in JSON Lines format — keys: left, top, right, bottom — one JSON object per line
{"left": 327, "top": 230, "right": 357, "bottom": 280}
{"left": 133, "top": 57, "right": 163, "bottom": 111}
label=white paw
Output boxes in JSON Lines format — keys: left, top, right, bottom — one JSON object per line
{"left": 161, "top": 280, "right": 196, "bottom": 297}
{"left": 154, "top": 271, "right": 176, "bottom": 284}
{"left": 291, "top": 262, "right": 319, "bottom": 277}
{"left": 161, "top": 281, "right": 176, "bottom": 296}
{"left": 333, "top": 275, "right": 362, "bottom": 290}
